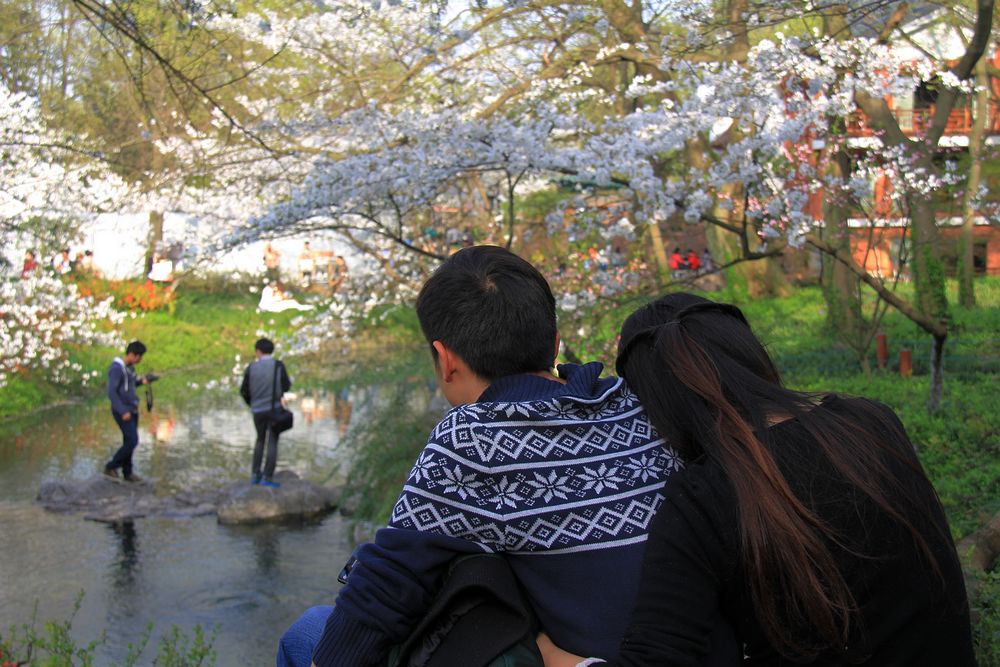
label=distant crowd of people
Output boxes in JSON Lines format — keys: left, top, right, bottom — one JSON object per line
{"left": 263, "top": 242, "right": 348, "bottom": 293}
{"left": 20, "top": 248, "right": 99, "bottom": 279}
{"left": 669, "top": 247, "right": 714, "bottom": 279}
{"left": 18, "top": 244, "right": 185, "bottom": 284}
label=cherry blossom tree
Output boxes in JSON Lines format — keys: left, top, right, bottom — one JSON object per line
{"left": 30, "top": 0, "right": 992, "bottom": 410}
{"left": 1, "top": 82, "right": 126, "bottom": 387}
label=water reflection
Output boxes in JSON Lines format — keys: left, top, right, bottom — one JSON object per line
{"left": 145, "top": 407, "right": 178, "bottom": 445}
{"left": 252, "top": 525, "right": 280, "bottom": 575}
{"left": 109, "top": 520, "right": 140, "bottom": 591}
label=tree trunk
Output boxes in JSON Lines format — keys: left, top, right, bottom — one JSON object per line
{"left": 906, "top": 176, "right": 949, "bottom": 322}
{"left": 645, "top": 218, "right": 671, "bottom": 284}
{"left": 959, "top": 57, "right": 989, "bottom": 307}
{"left": 145, "top": 210, "right": 164, "bottom": 276}
{"left": 928, "top": 333, "right": 946, "bottom": 413}
{"left": 821, "top": 150, "right": 866, "bottom": 362}
{"left": 907, "top": 185, "right": 948, "bottom": 414}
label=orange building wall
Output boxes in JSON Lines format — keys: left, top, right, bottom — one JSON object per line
{"left": 849, "top": 226, "right": 1000, "bottom": 277}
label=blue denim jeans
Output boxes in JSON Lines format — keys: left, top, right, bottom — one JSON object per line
{"left": 107, "top": 409, "right": 140, "bottom": 477}
{"left": 276, "top": 605, "right": 333, "bottom": 667}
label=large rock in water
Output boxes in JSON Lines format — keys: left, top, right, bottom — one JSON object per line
{"left": 38, "top": 470, "right": 339, "bottom": 524}
{"left": 216, "top": 471, "right": 339, "bottom": 525}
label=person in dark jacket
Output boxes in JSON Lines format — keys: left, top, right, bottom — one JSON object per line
{"left": 104, "top": 341, "right": 150, "bottom": 482}
{"left": 538, "top": 293, "right": 974, "bottom": 666}
{"left": 240, "top": 338, "right": 291, "bottom": 487}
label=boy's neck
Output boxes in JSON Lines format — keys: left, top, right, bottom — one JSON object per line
{"left": 529, "top": 370, "right": 566, "bottom": 384}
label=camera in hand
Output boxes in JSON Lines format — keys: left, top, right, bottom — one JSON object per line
{"left": 145, "top": 373, "right": 160, "bottom": 383}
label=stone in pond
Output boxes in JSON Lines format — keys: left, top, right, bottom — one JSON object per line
{"left": 38, "top": 475, "right": 158, "bottom": 521}
{"left": 37, "top": 471, "right": 339, "bottom": 524}
{"left": 216, "top": 471, "right": 340, "bottom": 525}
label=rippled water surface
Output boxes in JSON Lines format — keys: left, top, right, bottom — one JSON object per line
{"left": 0, "top": 368, "right": 435, "bottom": 666}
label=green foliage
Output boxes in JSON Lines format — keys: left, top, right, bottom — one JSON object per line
{"left": 360, "top": 303, "right": 423, "bottom": 344}
{"left": 339, "top": 383, "right": 441, "bottom": 527}
{"left": 151, "top": 624, "right": 217, "bottom": 667}
{"left": 0, "top": 592, "right": 215, "bottom": 667}
{"left": 175, "top": 272, "right": 266, "bottom": 298}
{"left": 971, "top": 570, "right": 1000, "bottom": 666}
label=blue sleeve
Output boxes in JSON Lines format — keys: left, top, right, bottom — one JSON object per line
{"left": 312, "top": 415, "right": 503, "bottom": 667}
{"left": 107, "top": 364, "right": 129, "bottom": 414}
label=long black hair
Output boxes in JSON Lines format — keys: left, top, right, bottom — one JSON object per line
{"left": 616, "top": 293, "right": 949, "bottom": 659}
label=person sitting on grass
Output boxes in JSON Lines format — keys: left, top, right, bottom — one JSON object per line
{"left": 275, "top": 246, "right": 737, "bottom": 667}
{"left": 537, "top": 293, "right": 974, "bottom": 666}
{"left": 258, "top": 282, "right": 314, "bottom": 312}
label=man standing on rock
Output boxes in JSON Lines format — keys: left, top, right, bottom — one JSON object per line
{"left": 104, "top": 341, "right": 150, "bottom": 482}
{"left": 240, "top": 338, "right": 292, "bottom": 488}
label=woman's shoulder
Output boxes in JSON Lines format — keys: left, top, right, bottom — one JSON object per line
{"left": 661, "top": 458, "right": 735, "bottom": 517}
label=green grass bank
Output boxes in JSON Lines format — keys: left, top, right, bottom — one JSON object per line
{"left": 0, "top": 283, "right": 306, "bottom": 423}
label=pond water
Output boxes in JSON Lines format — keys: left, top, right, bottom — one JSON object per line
{"left": 0, "top": 358, "right": 440, "bottom": 666}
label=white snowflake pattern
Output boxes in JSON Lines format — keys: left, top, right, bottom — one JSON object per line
{"left": 487, "top": 476, "right": 525, "bottom": 510}
{"left": 623, "top": 452, "right": 664, "bottom": 483}
{"left": 552, "top": 402, "right": 582, "bottom": 420}
{"left": 525, "top": 470, "right": 573, "bottom": 502}
{"left": 439, "top": 465, "right": 484, "bottom": 500}
{"left": 661, "top": 447, "right": 685, "bottom": 472}
{"left": 408, "top": 451, "right": 439, "bottom": 484}
{"left": 578, "top": 463, "right": 626, "bottom": 493}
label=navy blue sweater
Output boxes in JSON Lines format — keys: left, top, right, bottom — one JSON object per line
{"left": 312, "top": 363, "right": 683, "bottom": 667}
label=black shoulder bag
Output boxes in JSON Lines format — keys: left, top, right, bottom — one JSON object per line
{"left": 269, "top": 360, "right": 294, "bottom": 434}
{"left": 387, "top": 554, "right": 542, "bottom": 667}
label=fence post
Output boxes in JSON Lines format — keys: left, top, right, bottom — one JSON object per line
{"left": 899, "top": 349, "right": 912, "bottom": 378}
{"left": 876, "top": 332, "right": 888, "bottom": 369}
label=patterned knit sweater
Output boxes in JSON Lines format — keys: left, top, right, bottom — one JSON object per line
{"left": 312, "top": 362, "right": 683, "bottom": 667}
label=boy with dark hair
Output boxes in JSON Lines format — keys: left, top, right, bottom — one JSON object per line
{"left": 240, "top": 337, "right": 291, "bottom": 487}
{"left": 104, "top": 340, "right": 150, "bottom": 482}
{"left": 277, "top": 246, "right": 684, "bottom": 667}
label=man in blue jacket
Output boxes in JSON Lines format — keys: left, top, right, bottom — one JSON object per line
{"left": 104, "top": 340, "right": 150, "bottom": 482}
{"left": 277, "top": 246, "right": 691, "bottom": 667}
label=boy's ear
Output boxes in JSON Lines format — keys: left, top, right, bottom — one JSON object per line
{"left": 431, "top": 340, "right": 457, "bottom": 382}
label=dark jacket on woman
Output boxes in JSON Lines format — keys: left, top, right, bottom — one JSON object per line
{"left": 611, "top": 397, "right": 974, "bottom": 666}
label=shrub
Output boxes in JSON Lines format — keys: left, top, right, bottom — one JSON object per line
{"left": 0, "top": 592, "right": 216, "bottom": 666}
{"left": 75, "top": 276, "right": 176, "bottom": 313}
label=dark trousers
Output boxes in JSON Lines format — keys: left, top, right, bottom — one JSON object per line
{"left": 108, "top": 409, "right": 139, "bottom": 477}
{"left": 252, "top": 411, "right": 279, "bottom": 480}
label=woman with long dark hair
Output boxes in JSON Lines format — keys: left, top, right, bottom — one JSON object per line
{"left": 538, "top": 293, "right": 974, "bottom": 666}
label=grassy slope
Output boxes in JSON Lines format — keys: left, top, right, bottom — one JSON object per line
{"left": 0, "top": 288, "right": 305, "bottom": 422}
